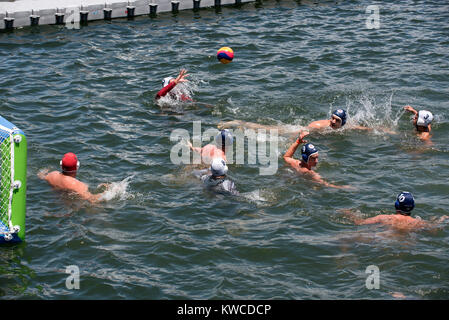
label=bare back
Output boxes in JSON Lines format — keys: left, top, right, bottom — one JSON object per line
{"left": 43, "top": 171, "right": 100, "bottom": 202}
{"left": 359, "top": 214, "right": 428, "bottom": 229}
{"left": 201, "top": 144, "right": 226, "bottom": 164}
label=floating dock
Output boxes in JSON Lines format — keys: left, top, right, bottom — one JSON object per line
{"left": 0, "top": 0, "right": 254, "bottom": 29}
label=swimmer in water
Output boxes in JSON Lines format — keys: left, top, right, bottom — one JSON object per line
{"left": 188, "top": 129, "right": 233, "bottom": 165}
{"left": 283, "top": 131, "right": 352, "bottom": 189}
{"left": 403, "top": 105, "right": 433, "bottom": 142}
{"left": 38, "top": 152, "right": 109, "bottom": 203}
{"left": 195, "top": 158, "right": 239, "bottom": 196}
{"left": 155, "top": 69, "right": 192, "bottom": 102}
{"left": 219, "top": 109, "right": 371, "bottom": 134}
{"left": 342, "top": 192, "right": 448, "bottom": 229}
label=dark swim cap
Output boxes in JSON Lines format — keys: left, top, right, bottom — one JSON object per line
{"left": 332, "top": 109, "right": 347, "bottom": 126}
{"left": 395, "top": 192, "right": 415, "bottom": 213}
{"left": 215, "top": 129, "right": 234, "bottom": 151}
{"left": 301, "top": 143, "right": 318, "bottom": 163}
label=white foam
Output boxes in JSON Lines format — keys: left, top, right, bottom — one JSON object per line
{"left": 97, "top": 175, "right": 133, "bottom": 202}
{"left": 340, "top": 90, "right": 401, "bottom": 130}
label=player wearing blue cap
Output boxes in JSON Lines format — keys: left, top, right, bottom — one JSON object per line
{"left": 283, "top": 131, "right": 352, "bottom": 189}
{"left": 188, "top": 129, "right": 234, "bottom": 165}
{"left": 218, "top": 109, "right": 370, "bottom": 134}
{"left": 342, "top": 192, "right": 448, "bottom": 228}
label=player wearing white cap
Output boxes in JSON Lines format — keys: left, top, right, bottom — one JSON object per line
{"left": 403, "top": 105, "right": 433, "bottom": 142}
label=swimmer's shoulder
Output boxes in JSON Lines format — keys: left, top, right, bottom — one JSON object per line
{"left": 308, "top": 119, "right": 330, "bottom": 129}
{"left": 45, "top": 171, "right": 62, "bottom": 183}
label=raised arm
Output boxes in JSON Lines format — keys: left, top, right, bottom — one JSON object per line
{"left": 283, "top": 131, "right": 309, "bottom": 168}
{"left": 403, "top": 105, "right": 418, "bottom": 115}
{"left": 155, "top": 69, "right": 189, "bottom": 100}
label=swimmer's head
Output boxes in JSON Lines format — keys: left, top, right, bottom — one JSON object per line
{"left": 415, "top": 110, "right": 433, "bottom": 128}
{"left": 331, "top": 109, "right": 347, "bottom": 129}
{"left": 395, "top": 191, "right": 415, "bottom": 215}
{"left": 301, "top": 143, "right": 319, "bottom": 166}
{"left": 215, "top": 129, "right": 234, "bottom": 152}
{"left": 210, "top": 158, "right": 228, "bottom": 178}
{"left": 60, "top": 152, "right": 80, "bottom": 177}
{"left": 162, "top": 77, "right": 174, "bottom": 88}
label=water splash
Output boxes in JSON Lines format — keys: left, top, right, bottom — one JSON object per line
{"left": 336, "top": 90, "right": 404, "bottom": 130}
{"left": 97, "top": 175, "right": 134, "bottom": 201}
{"left": 240, "top": 189, "right": 273, "bottom": 206}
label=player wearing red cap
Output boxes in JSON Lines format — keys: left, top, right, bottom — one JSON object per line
{"left": 38, "top": 153, "right": 108, "bottom": 203}
{"left": 155, "top": 69, "right": 192, "bottom": 101}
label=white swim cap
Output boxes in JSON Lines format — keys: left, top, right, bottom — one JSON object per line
{"left": 210, "top": 158, "right": 228, "bottom": 177}
{"left": 416, "top": 110, "right": 433, "bottom": 127}
{"left": 162, "top": 77, "right": 174, "bottom": 87}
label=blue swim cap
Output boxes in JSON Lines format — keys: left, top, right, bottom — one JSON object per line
{"left": 301, "top": 143, "right": 318, "bottom": 163}
{"left": 215, "top": 129, "right": 234, "bottom": 151}
{"left": 395, "top": 192, "right": 415, "bottom": 213}
{"left": 332, "top": 109, "right": 347, "bottom": 126}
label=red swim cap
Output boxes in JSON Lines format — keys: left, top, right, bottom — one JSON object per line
{"left": 61, "top": 152, "right": 79, "bottom": 172}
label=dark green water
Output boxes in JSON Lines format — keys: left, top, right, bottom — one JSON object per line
{"left": 1, "top": 0, "right": 449, "bottom": 299}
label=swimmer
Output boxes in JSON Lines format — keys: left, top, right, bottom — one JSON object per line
{"left": 188, "top": 129, "right": 233, "bottom": 165}
{"left": 194, "top": 158, "right": 239, "bottom": 196}
{"left": 342, "top": 192, "right": 448, "bottom": 229}
{"left": 403, "top": 105, "right": 433, "bottom": 142}
{"left": 219, "top": 109, "right": 371, "bottom": 134}
{"left": 283, "top": 131, "right": 352, "bottom": 189}
{"left": 155, "top": 69, "right": 192, "bottom": 102}
{"left": 38, "top": 152, "right": 109, "bottom": 203}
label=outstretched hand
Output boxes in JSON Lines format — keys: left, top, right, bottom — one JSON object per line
{"left": 174, "top": 69, "right": 189, "bottom": 85}
{"left": 37, "top": 169, "right": 49, "bottom": 180}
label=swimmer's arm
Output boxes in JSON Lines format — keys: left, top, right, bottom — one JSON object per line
{"left": 284, "top": 131, "right": 312, "bottom": 169}
{"left": 68, "top": 180, "right": 103, "bottom": 203}
{"left": 351, "top": 125, "right": 397, "bottom": 135}
{"left": 37, "top": 169, "right": 50, "bottom": 180}
{"left": 221, "top": 120, "right": 283, "bottom": 132}
{"left": 356, "top": 216, "right": 384, "bottom": 225}
{"left": 283, "top": 138, "right": 302, "bottom": 168}
{"left": 341, "top": 209, "right": 382, "bottom": 225}
{"left": 155, "top": 81, "right": 176, "bottom": 100}
{"left": 187, "top": 140, "right": 202, "bottom": 154}
{"left": 403, "top": 105, "right": 418, "bottom": 115}
{"left": 351, "top": 125, "right": 372, "bottom": 131}
{"left": 308, "top": 171, "right": 352, "bottom": 189}
{"left": 155, "top": 69, "right": 189, "bottom": 100}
